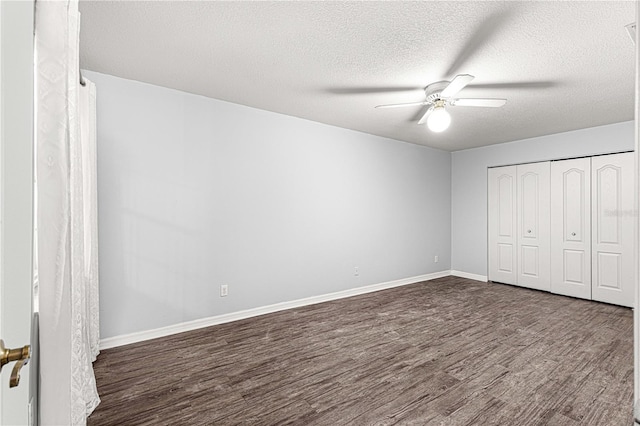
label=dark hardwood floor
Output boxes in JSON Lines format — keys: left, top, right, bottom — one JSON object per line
{"left": 88, "top": 276, "right": 633, "bottom": 425}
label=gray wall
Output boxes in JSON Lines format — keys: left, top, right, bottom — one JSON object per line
{"left": 85, "top": 71, "right": 452, "bottom": 339}
{"left": 451, "top": 121, "right": 634, "bottom": 277}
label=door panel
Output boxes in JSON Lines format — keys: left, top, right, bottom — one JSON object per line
{"left": 550, "top": 158, "right": 591, "bottom": 300}
{"left": 0, "top": 2, "right": 35, "bottom": 424}
{"left": 521, "top": 245, "right": 539, "bottom": 276}
{"left": 520, "top": 173, "right": 539, "bottom": 238}
{"left": 591, "top": 152, "right": 634, "bottom": 307}
{"left": 516, "top": 162, "right": 550, "bottom": 291}
{"left": 497, "top": 243, "right": 513, "bottom": 273}
{"left": 597, "top": 166, "right": 621, "bottom": 244}
{"left": 597, "top": 252, "right": 621, "bottom": 289}
{"left": 563, "top": 250, "right": 584, "bottom": 283}
{"left": 488, "top": 166, "right": 517, "bottom": 284}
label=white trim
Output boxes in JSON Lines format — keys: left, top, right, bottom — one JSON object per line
{"left": 100, "top": 270, "right": 451, "bottom": 349}
{"left": 450, "top": 270, "right": 488, "bottom": 282}
{"left": 0, "top": 1, "right": 5, "bottom": 414}
{"left": 634, "top": 0, "right": 639, "bottom": 411}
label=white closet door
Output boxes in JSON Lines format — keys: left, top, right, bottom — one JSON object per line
{"left": 550, "top": 158, "right": 591, "bottom": 299}
{"left": 591, "top": 152, "right": 634, "bottom": 307}
{"left": 516, "top": 162, "right": 550, "bottom": 291}
{"left": 488, "top": 166, "right": 517, "bottom": 285}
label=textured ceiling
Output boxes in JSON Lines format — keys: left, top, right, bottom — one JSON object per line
{"left": 79, "top": 1, "right": 636, "bottom": 151}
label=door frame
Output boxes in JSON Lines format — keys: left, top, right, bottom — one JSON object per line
{"left": 634, "top": 2, "right": 639, "bottom": 421}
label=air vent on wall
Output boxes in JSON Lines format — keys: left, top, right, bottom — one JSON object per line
{"left": 626, "top": 22, "right": 636, "bottom": 45}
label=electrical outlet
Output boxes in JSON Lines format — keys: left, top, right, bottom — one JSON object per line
{"left": 354, "top": 267, "right": 359, "bottom": 276}
{"left": 220, "top": 284, "right": 228, "bottom": 297}
{"left": 434, "top": 255, "right": 439, "bottom": 263}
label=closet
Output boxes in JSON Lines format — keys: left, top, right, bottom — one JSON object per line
{"left": 488, "top": 152, "right": 634, "bottom": 308}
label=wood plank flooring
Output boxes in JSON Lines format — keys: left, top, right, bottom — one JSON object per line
{"left": 88, "top": 276, "right": 633, "bottom": 425}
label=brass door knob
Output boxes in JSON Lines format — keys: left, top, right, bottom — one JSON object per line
{"left": 0, "top": 339, "right": 30, "bottom": 388}
{"left": 10, "top": 358, "right": 29, "bottom": 388}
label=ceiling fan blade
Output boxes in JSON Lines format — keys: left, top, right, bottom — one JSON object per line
{"left": 444, "top": 10, "right": 515, "bottom": 76}
{"left": 327, "top": 86, "right": 422, "bottom": 94}
{"left": 451, "top": 98, "right": 507, "bottom": 107}
{"left": 417, "top": 106, "right": 435, "bottom": 124}
{"left": 375, "top": 101, "right": 428, "bottom": 109}
{"left": 440, "top": 74, "right": 475, "bottom": 99}
{"left": 466, "top": 81, "right": 556, "bottom": 90}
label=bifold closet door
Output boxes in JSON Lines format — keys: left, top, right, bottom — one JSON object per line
{"left": 550, "top": 158, "right": 591, "bottom": 300}
{"left": 488, "top": 166, "right": 517, "bottom": 285}
{"left": 516, "top": 162, "right": 550, "bottom": 291}
{"left": 591, "top": 152, "right": 634, "bottom": 308}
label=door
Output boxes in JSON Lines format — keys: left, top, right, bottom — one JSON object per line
{"left": 0, "top": 1, "right": 35, "bottom": 425}
{"left": 516, "top": 162, "right": 551, "bottom": 291}
{"left": 488, "top": 166, "right": 517, "bottom": 285}
{"left": 550, "top": 158, "right": 591, "bottom": 300}
{"left": 591, "top": 152, "right": 635, "bottom": 308}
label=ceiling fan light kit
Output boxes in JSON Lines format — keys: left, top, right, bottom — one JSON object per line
{"left": 375, "top": 74, "right": 507, "bottom": 133}
{"left": 427, "top": 102, "right": 451, "bottom": 133}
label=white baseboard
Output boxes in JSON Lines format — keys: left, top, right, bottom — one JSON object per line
{"left": 450, "top": 270, "right": 488, "bottom": 282}
{"left": 100, "top": 270, "right": 451, "bottom": 350}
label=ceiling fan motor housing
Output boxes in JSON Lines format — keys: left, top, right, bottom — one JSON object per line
{"left": 424, "top": 81, "right": 451, "bottom": 103}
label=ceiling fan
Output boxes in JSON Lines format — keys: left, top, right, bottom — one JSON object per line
{"left": 375, "top": 74, "right": 506, "bottom": 132}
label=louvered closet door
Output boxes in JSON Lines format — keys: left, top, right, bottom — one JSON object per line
{"left": 550, "top": 158, "right": 591, "bottom": 300}
{"left": 516, "top": 162, "right": 550, "bottom": 291}
{"left": 591, "top": 152, "right": 634, "bottom": 307}
{"left": 488, "top": 166, "right": 517, "bottom": 285}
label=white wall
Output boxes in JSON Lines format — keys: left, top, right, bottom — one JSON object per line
{"left": 84, "top": 71, "right": 452, "bottom": 340}
{"left": 451, "top": 121, "right": 634, "bottom": 278}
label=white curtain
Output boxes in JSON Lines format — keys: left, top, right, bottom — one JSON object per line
{"left": 35, "top": 0, "right": 101, "bottom": 424}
